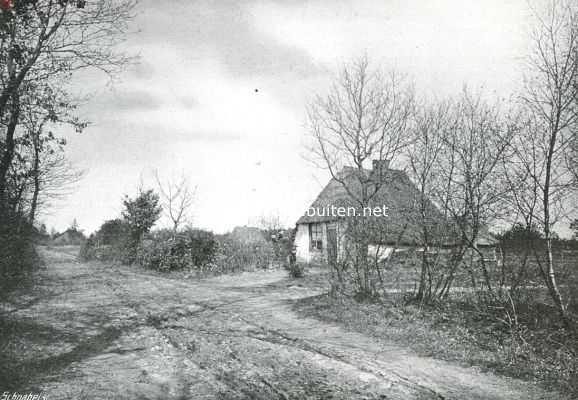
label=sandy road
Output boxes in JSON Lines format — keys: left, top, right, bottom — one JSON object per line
{"left": 1, "top": 247, "right": 565, "bottom": 399}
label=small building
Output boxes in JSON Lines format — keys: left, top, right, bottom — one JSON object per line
{"left": 52, "top": 229, "right": 86, "bottom": 246}
{"left": 230, "top": 226, "right": 266, "bottom": 244}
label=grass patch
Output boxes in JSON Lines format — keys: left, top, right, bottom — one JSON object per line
{"left": 293, "top": 292, "right": 578, "bottom": 397}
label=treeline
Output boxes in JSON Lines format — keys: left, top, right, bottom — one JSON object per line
{"left": 0, "top": 1, "right": 136, "bottom": 287}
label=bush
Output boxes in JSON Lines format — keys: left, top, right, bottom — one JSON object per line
{"left": 79, "top": 219, "right": 136, "bottom": 263}
{"left": 213, "top": 235, "right": 277, "bottom": 273}
{"left": 270, "top": 232, "right": 294, "bottom": 263}
{"left": 81, "top": 223, "right": 291, "bottom": 277}
{"left": 79, "top": 235, "right": 97, "bottom": 261}
{"left": 135, "top": 229, "right": 217, "bottom": 272}
{"left": 122, "top": 189, "right": 162, "bottom": 242}
{"left": 186, "top": 229, "right": 218, "bottom": 267}
{"left": 79, "top": 235, "right": 133, "bottom": 264}
{"left": 288, "top": 262, "right": 305, "bottom": 278}
{"left": 96, "top": 219, "right": 129, "bottom": 246}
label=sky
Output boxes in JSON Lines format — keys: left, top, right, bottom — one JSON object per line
{"left": 43, "top": 0, "right": 554, "bottom": 235}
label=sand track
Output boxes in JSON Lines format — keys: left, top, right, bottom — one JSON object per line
{"left": 1, "top": 247, "right": 565, "bottom": 399}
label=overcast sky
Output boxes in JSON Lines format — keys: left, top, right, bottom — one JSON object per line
{"left": 45, "top": 0, "right": 542, "bottom": 234}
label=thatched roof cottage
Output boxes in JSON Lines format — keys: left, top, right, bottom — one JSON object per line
{"left": 295, "top": 160, "right": 496, "bottom": 264}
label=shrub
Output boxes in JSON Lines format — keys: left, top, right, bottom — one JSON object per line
{"left": 79, "top": 235, "right": 97, "bottom": 261}
{"left": 213, "top": 235, "right": 277, "bottom": 273}
{"left": 135, "top": 229, "right": 217, "bottom": 272}
{"left": 96, "top": 219, "right": 129, "bottom": 246}
{"left": 270, "top": 232, "right": 294, "bottom": 265}
{"left": 79, "top": 220, "right": 134, "bottom": 263}
{"left": 283, "top": 242, "right": 304, "bottom": 278}
{"left": 134, "top": 237, "right": 170, "bottom": 271}
{"left": 288, "top": 262, "right": 305, "bottom": 278}
{"left": 122, "top": 189, "right": 162, "bottom": 243}
{"left": 185, "top": 229, "right": 218, "bottom": 267}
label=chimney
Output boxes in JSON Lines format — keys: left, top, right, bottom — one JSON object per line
{"left": 372, "top": 159, "right": 390, "bottom": 178}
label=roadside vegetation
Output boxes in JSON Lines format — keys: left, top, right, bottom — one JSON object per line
{"left": 0, "top": 1, "right": 136, "bottom": 298}
{"left": 80, "top": 187, "right": 295, "bottom": 276}
{"left": 0, "top": 0, "right": 576, "bottom": 397}
{"left": 295, "top": 289, "right": 578, "bottom": 395}
{"left": 298, "top": 0, "right": 578, "bottom": 397}
{"left": 293, "top": 230, "right": 578, "bottom": 395}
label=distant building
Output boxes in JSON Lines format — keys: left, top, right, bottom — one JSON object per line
{"left": 230, "top": 226, "right": 266, "bottom": 244}
{"left": 52, "top": 229, "right": 86, "bottom": 246}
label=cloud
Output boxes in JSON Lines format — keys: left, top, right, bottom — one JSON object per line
{"left": 46, "top": 0, "right": 538, "bottom": 236}
{"left": 127, "top": 59, "right": 156, "bottom": 80}
{"left": 65, "top": 120, "right": 242, "bottom": 168}
{"left": 132, "top": 0, "right": 321, "bottom": 79}
{"left": 88, "top": 89, "right": 163, "bottom": 114}
{"left": 251, "top": 0, "right": 531, "bottom": 95}
{"left": 179, "top": 95, "right": 198, "bottom": 109}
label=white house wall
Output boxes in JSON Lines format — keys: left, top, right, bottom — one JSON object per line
{"left": 295, "top": 223, "right": 311, "bottom": 263}
{"left": 295, "top": 222, "right": 330, "bottom": 264}
{"left": 296, "top": 221, "right": 351, "bottom": 264}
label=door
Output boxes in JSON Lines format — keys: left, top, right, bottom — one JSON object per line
{"left": 326, "top": 224, "right": 338, "bottom": 265}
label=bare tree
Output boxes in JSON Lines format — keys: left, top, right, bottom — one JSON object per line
{"left": 567, "top": 127, "right": 578, "bottom": 185}
{"left": 306, "top": 56, "right": 415, "bottom": 208}
{"left": 434, "top": 89, "right": 518, "bottom": 297}
{"left": 154, "top": 171, "right": 196, "bottom": 233}
{"left": 407, "top": 98, "right": 453, "bottom": 302}
{"left": 407, "top": 90, "right": 517, "bottom": 302}
{"left": 507, "top": 0, "right": 578, "bottom": 321}
{"left": 305, "top": 57, "right": 415, "bottom": 296}
{"left": 255, "top": 212, "right": 284, "bottom": 236}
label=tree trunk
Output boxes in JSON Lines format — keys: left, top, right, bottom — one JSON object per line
{"left": 0, "top": 94, "right": 20, "bottom": 212}
{"left": 417, "top": 251, "right": 428, "bottom": 301}
{"left": 543, "top": 118, "right": 568, "bottom": 323}
{"left": 544, "top": 233, "right": 567, "bottom": 320}
{"left": 29, "top": 130, "right": 41, "bottom": 225}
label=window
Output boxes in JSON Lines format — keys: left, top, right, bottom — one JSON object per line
{"left": 310, "top": 223, "right": 323, "bottom": 251}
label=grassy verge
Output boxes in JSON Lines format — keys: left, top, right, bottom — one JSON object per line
{"left": 293, "top": 291, "right": 577, "bottom": 397}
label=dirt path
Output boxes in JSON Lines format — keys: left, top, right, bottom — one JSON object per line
{"left": 1, "top": 247, "right": 565, "bottom": 399}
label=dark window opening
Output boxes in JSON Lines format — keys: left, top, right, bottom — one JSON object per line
{"left": 309, "top": 223, "right": 323, "bottom": 251}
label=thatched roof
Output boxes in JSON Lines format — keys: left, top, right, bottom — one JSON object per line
{"left": 296, "top": 167, "right": 449, "bottom": 246}
{"left": 297, "top": 167, "right": 501, "bottom": 247}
